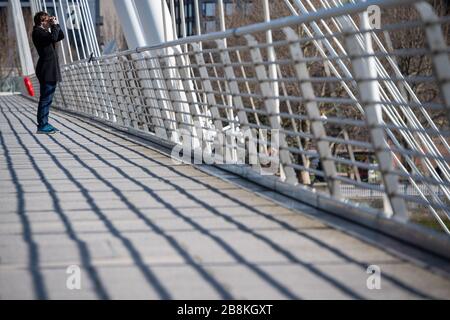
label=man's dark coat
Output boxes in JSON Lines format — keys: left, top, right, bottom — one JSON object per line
{"left": 32, "top": 24, "right": 64, "bottom": 83}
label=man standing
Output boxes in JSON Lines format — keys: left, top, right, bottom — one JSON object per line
{"left": 32, "top": 11, "right": 64, "bottom": 134}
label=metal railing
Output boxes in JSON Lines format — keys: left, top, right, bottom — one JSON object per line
{"left": 28, "top": 0, "right": 450, "bottom": 236}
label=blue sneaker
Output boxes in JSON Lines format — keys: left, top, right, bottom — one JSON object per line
{"left": 36, "top": 124, "right": 56, "bottom": 134}
{"left": 47, "top": 124, "right": 60, "bottom": 132}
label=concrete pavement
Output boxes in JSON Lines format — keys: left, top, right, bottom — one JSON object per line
{"left": 1, "top": 94, "right": 449, "bottom": 299}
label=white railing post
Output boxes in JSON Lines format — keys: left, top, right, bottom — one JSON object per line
{"left": 192, "top": 42, "right": 225, "bottom": 162}
{"left": 216, "top": 39, "right": 259, "bottom": 168}
{"left": 343, "top": 15, "right": 408, "bottom": 221}
{"left": 245, "top": 34, "right": 298, "bottom": 185}
{"left": 283, "top": 28, "right": 341, "bottom": 196}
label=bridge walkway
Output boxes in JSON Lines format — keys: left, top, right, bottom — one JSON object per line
{"left": 0, "top": 94, "right": 449, "bottom": 299}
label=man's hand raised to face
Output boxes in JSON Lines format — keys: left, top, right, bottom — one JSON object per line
{"left": 49, "top": 16, "right": 58, "bottom": 26}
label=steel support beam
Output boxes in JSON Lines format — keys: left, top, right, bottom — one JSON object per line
{"left": 133, "top": 0, "right": 176, "bottom": 46}
{"left": 8, "top": 0, "right": 35, "bottom": 76}
{"left": 113, "top": 0, "right": 146, "bottom": 49}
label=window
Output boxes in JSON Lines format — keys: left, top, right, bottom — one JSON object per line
{"left": 244, "top": 3, "right": 254, "bottom": 15}
{"left": 204, "top": 20, "right": 216, "bottom": 33}
{"left": 202, "top": 3, "right": 215, "bottom": 17}
{"left": 187, "top": 22, "right": 192, "bottom": 36}
{"left": 225, "top": 3, "right": 235, "bottom": 15}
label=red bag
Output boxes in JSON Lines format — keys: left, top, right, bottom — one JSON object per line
{"left": 24, "top": 77, "right": 35, "bottom": 96}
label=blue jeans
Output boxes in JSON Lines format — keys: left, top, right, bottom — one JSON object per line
{"left": 37, "top": 81, "right": 57, "bottom": 130}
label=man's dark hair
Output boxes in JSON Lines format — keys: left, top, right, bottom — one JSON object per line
{"left": 34, "top": 11, "right": 49, "bottom": 26}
